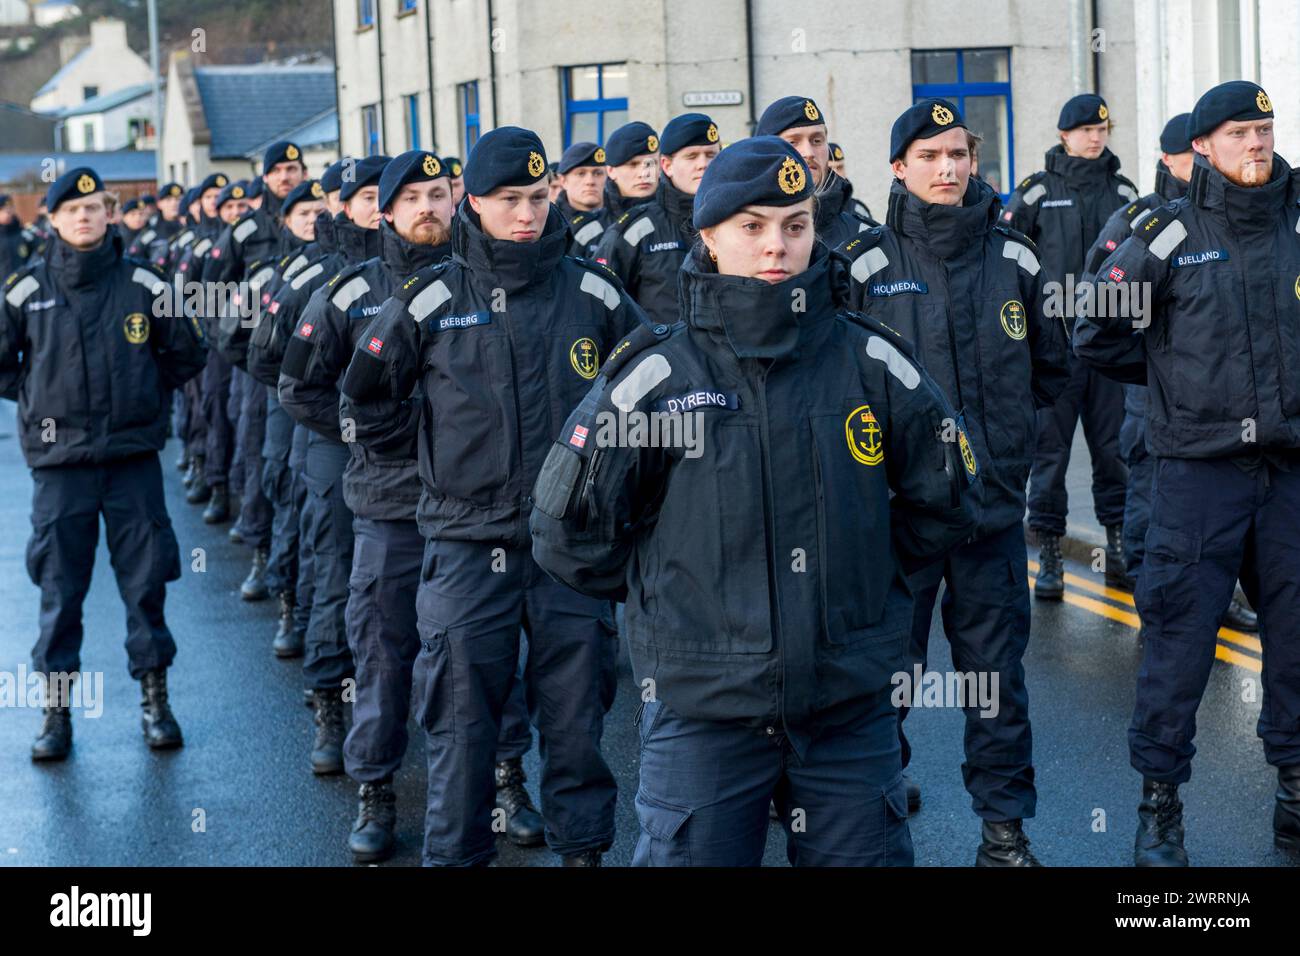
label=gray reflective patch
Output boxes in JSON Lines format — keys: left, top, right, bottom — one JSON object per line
{"left": 1022, "top": 183, "right": 1047, "bottom": 205}
{"left": 233, "top": 219, "right": 258, "bottom": 243}
{"left": 332, "top": 275, "right": 370, "bottom": 310}
{"left": 849, "top": 246, "right": 889, "bottom": 284}
{"left": 139, "top": 230, "right": 155, "bottom": 245}
{"left": 580, "top": 269, "right": 619, "bottom": 310}
{"left": 5, "top": 275, "right": 39, "bottom": 308}
{"left": 250, "top": 265, "right": 275, "bottom": 289}
{"left": 865, "top": 335, "right": 920, "bottom": 390}
{"left": 1118, "top": 184, "right": 1139, "bottom": 202}
{"left": 858, "top": 220, "right": 872, "bottom": 232}
{"left": 283, "top": 255, "right": 309, "bottom": 280}
{"left": 1148, "top": 219, "right": 1188, "bottom": 261}
{"left": 623, "top": 217, "right": 655, "bottom": 246}
{"left": 131, "top": 267, "right": 165, "bottom": 294}
{"left": 1130, "top": 208, "right": 1156, "bottom": 231}
{"left": 194, "top": 238, "right": 212, "bottom": 256}
{"left": 290, "top": 262, "right": 324, "bottom": 290}
{"left": 1001, "top": 240, "right": 1040, "bottom": 277}
{"left": 611, "top": 354, "right": 672, "bottom": 412}
{"left": 574, "top": 220, "right": 603, "bottom": 245}
{"left": 408, "top": 279, "right": 452, "bottom": 322}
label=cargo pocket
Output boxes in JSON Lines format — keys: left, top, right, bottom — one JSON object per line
{"left": 344, "top": 570, "right": 381, "bottom": 659}
{"left": 412, "top": 627, "right": 455, "bottom": 739}
{"left": 634, "top": 790, "right": 693, "bottom": 866}
{"left": 882, "top": 774, "right": 915, "bottom": 867}
{"left": 1136, "top": 523, "right": 1203, "bottom": 645}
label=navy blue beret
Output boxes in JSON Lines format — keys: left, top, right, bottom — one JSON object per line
{"left": 263, "top": 140, "right": 304, "bottom": 173}
{"left": 378, "top": 150, "right": 448, "bottom": 211}
{"left": 1058, "top": 93, "right": 1109, "bottom": 131}
{"left": 159, "top": 182, "right": 184, "bottom": 199}
{"left": 0, "top": 193, "right": 10, "bottom": 206}
{"left": 139, "top": 194, "right": 155, "bottom": 205}
{"left": 557, "top": 141, "right": 604, "bottom": 173}
{"left": 121, "top": 198, "right": 141, "bottom": 213}
{"left": 283, "top": 179, "right": 325, "bottom": 215}
{"left": 693, "top": 135, "right": 813, "bottom": 230}
{"left": 182, "top": 187, "right": 200, "bottom": 210}
{"left": 46, "top": 166, "right": 104, "bottom": 211}
{"left": 320, "top": 158, "right": 350, "bottom": 194}
{"left": 1159, "top": 113, "right": 1193, "bottom": 154}
{"left": 463, "top": 127, "right": 548, "bottom": 196}
{"left": 1187, "top": 81, "right": 1273, "bottom": 140}
{"left": 198, "top": 172, "right": 229, "bottom": 194}
{"left": 245, "top": 176, "right": 263, "bottom": 199}
{"left": 216, "top": 180, "right": 250, "bottom": 207}
{"left": 603, "top": 122, "right": 659, "bottom": 167}
{"left": 889, "top": 97, "right": 967, "bottom": 162}
{"left": 829, "top": 142, "right": 845, "bottom": 161}
{"left": 756, "top": 95, "right": 826, "bottom": 136}
{"left": 441, "top": 156, "right": 464, "bottom": 178}
{"left": 660, "top": 113, "right": 720, "bottom": 156}
{"left": 340, "top": 155, "right": 391, "bottom": 203}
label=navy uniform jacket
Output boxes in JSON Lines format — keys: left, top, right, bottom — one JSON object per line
{"left": 1003, "top": 145, "right": 1139, "bottom": 313}
{"left": 1075, "top": 154, "right": 1300, "bottom": 459}
{"left": 203, "top": 192, "right": 288, "bottom": 286}
{"left": 529, "top": 245, "right": 974, "bottom": 745}
{"left": 280, "top": 221, "right": 447, "bottom": 521}
{"left": 247, "top": 214, "right": 373, "bottom": 389}
{"left": 1, "top": 233, "right": 207, "bottom": 468}
{"left": 1083, "top": 161, "right": 1188, "bottom": 278}
{"left": 339, "top": 204, "right": 650, "bottom": 546}
{"left": 555, "top": 192, "right": 608, "bottom": 258}
{"left": 837, "top": 177, "right": 1069, "bottom": 539}
{"left": 591, "top": 177, "right": 696, "bottom": 326}
{"left": 814, "top": 171, "right": 878, "bottom": 248}
{"left": 1, "top": 219, "right": 31, "bottom": 275}
{"left": 215, "top": 229, "right": 303, "bottom": 369}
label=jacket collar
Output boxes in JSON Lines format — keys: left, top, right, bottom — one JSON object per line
{"left": 313, "top": 211, "right": 338, "bottom": 255}
{"left": 602, "top": 179, "right": 652, "bottom": 221}
{"left": 378, "top": 218, "right": 449, "bottom": 277}
{"left": 680, "top": 241, "right": 836, "bottom": 362}
{"left": 815, "top": 170, "right": 853, "bottom": 228}
{"left": 451, "top": 200, "right": 568, "bottom": 296}
{"left": 1154, "top": 160, "right": 1189, "bottom": 202}
{"left": 886, "top": 175, "right": 996, "bottom": 260}
{"left": 1044, "top": 144, "right": 1122, "bottom": 185}
{"left": 47, "top": 229, "right": 121, "bottom": 289}
{"left": 335, "top": 214, "right": 381, "bottom": 263}
{"left": 656, "top": 176, "right": 697, "bottom": 232}
{"left": 1187, "top": 152, "right": 1294, "bottom": 233}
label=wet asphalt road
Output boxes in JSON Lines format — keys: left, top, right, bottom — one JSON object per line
{"left": 0, "top": 398, "right": 1294, "bottom": 868}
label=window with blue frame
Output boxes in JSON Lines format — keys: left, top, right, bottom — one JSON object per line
{"left": 911, "top": 48, "right": 1013, "bottom": 197}
{"left": 458, "top": 81, "right": 481, "bottom": 156}
{"left": 362, "top": 104, "right": 381, "bottom": 156}
{"left": 405, "top": 93, "right": 421, "bottom": 150}
{"left": 357, "top": 0, "right": 374, "bottom": 28}
{"left": 561, "top": 63, "right": 628, "bottom": 149}
{"left": 398, "top": 0, "right": 418, "bottom": 13}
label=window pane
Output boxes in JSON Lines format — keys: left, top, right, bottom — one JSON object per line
{"left": 599, "top": 63, "right": 628, "bottom": 100}
{"left": 600, "top": 109, "right": 627, "bottom": 141}
{"left": 567, "top": 65, "right": 600, "bottom": 102}
{"left": 911, "top": 50, "right": 958, "bottom": 84}
{"left": 464, "top": 82, "right": 477, "bottom": 115}
{"left": 962, "top": 49, "right": 1009, "bottom": 83}
{"left": 570, "top": 112, "right": 599, "bottom": 145}
{"left": 963, "top": 95, "right": 1009, "bottom": 196}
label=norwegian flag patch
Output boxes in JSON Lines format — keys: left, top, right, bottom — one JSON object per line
{"left": 367, "top": 336, "right": 384, "bottom": 355}
{"left": 269, "top": 301, "right": 280, "bottom": 314}
{"left": 1001, "top": 210, "right": 1014, "bottom": 222}
{"left": 299, "top": 322, "right": 314, "bottom": 338}
{"left": 1104, "top": 239, "right": 1117, "bottom": 251}
{"left": 210, "top": 247, "right": 221, "bottom": 258}
{"left": 1107, "top": 266, "right": 1126, "bottom": 282}
{"left": 569, "top": 424, "right": 589, "bottom": 449}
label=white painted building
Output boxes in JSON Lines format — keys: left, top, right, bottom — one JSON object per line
{"left": 54, "top": 83, "right": 157, "bottom": 152}
{"left": 0, "top": 0, "right": 30, "bottom": 27}
{"left": 29, "top": 17, "right": 153, "bottom": 115}
{"left": 31, "top": 0, "right": 79, "bottom": 28}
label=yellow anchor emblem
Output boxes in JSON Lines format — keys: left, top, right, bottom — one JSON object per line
{"left": 845, "top": 404, "right": 884, "bottom": 466}
{"left": 570, "top": 338, "right": 599, "bottom": 379}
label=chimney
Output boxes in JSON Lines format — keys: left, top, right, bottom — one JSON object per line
{"left": 89, "top": 17, "right": 129, "bottom": 51}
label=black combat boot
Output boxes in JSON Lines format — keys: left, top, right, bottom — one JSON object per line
{"left": 1273, "top": 764, "right": 1300, "bottom": 853}
{"left": 904, "top": 774, "right": 922, "bottom": 814}
{"left": 31, "top": 706, "right": 72, "bottom": 761}
{"left": 1105, "top": 525, "right": 1136, "bottom": 591}
{"left": 561, "top": 849, "right": 602, "bottom": 867}
{"left": 140, "top": 669, "right": 184, "bottom": 750}
{"left": 1223, "top": 597, "right": 1259, "bottom": 633}
{"left": 272, "top": 591, "right": 303, "bottom": 658}
{"left": 175, "top": 447, "right": 189, "bottom": 472}
{"left": 1135, "top": 778, "right": 1188, "bottom": 866}
{"left": 495, "top": 757, "right": 545, "bottom": 847}
{"left": 1035, "top": 533, "right": 1065, "bottom": 600}
{"left": 240, "top": 547, "right": 270, "bottom": 601}
{"left": 349, "top": 779, "right": 398, "bottom": 863}
{"left": 975, "top": 819, "right": 1042, "bottom": 866}
{"left": 185, "top": 456, "right": 210, "bottom": 502}
{"left": 311, "top": 689, "right": 345, "bottom": 775}
{"left": 228, "top": 524, "right": 245, "bottom": 545}
{"left": 202, "top": 484, "right": 230, "bottom": 524}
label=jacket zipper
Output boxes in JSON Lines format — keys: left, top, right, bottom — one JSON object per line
{"left": 753, "top": 360, "right": 785, "bottom": 730}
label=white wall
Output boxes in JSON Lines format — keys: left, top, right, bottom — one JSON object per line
{"left": 30, "top": 18, "right": 153, "bottom": 113}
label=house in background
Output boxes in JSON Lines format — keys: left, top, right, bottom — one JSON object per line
{"left": 32, "top": 0, "right": 81, "bottom": 28}
{"left": 30, "top": 17, "right": 153, "bottom": 114}
{"left": 161, "top": 52, "right": 338, "bottom": 184}
{"left": 0, "top": 149, "right": 156, "bottom": 220}
{"left": 0, "top": 0, "right": 30, "bottom": 27}
{"left": 52, "top": 82, "right": 158, "bottom": 152}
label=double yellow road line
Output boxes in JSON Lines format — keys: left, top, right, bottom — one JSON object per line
{"left": 1027, "top": 559, "right": 1262, "bottom": 673}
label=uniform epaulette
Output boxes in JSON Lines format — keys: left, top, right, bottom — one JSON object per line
{"left": 840, "top": 308, "right": 912, "bottom": 351}
{"left": 1119, "top": 195, "right": 1158, "bottom": 223}
{"left": 391, "top": 258, "right": 455, "bottom": 304}
{"left": 324, "top": 260, "right": 374, "bottom": 310}
{"left": 123, "top": 257, "right": 168, "bottom": 284}
{"left": 569, "top": 253, "right": 624, "bottom": 286}
{"left": 1015, "top": 170, "right": 1049, "bottom": 192}
{"left": 1130, "top": 201, "right": 1189, "bottom": 259}
{"left": 992, "top": 223, "right": 1042, "bottom": 275}
{"left": 600, "top": 319, "right": 677, "bottom": 380}
{"left": 842, "top": 311, "right": 928, "bottom": 391}
{"left": 3, "top": 262, "right": 41, "bottom": 309}
{"left": 837, "top": 224, "right": 886, "bottom": 258}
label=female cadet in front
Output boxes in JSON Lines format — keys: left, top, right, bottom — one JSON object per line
{"left": 530, "top": 136, "right": 977, "bottom": 866}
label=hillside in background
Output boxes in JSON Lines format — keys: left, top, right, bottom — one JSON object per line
{"left": 0, "top": 0, "right": 334, "bottom": 106}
